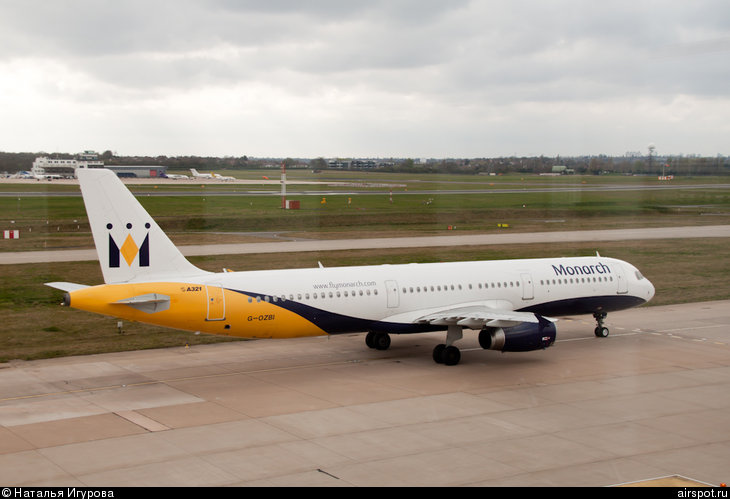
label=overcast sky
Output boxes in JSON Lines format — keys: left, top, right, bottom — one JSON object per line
{"left": 0, "top": 0, "right": 728, "bottom": 158}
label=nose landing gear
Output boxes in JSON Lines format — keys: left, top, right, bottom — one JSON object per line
{"left": 593, "top": 312, "right": 609, "bottom": 337}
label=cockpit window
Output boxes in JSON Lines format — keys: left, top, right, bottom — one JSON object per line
{"left": 635, "top": 271, "right": 645, "bottom": 280}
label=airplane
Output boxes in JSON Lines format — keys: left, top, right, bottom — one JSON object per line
{"left": 46, "top": 168, "right": 655, "bottom": 365}
{"left": 163, "top": 173, "right": 189, "bottom": 180}
{"left": 189, "top": 168, "right": 235, "bottom": 181}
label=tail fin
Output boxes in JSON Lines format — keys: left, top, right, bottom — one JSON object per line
{"left": 77, "top": 168, "right": 209, "bottom": 284}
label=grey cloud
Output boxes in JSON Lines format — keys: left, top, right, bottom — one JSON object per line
{"left": 1, "top": 0, "right": 728, "bottom": 156}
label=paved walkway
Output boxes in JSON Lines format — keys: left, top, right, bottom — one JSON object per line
{"left": 2, "top": 225, "right": 730, "bottom": 264}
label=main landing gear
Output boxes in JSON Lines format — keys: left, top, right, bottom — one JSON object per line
{"left": 365, "top": 327, "right": 464, "bottom": 366}
{"left": 593, "top": 312, "right": 609, "bottom": 338}
{"left": 432, "top": 325, "right": 463, "bottom": 366}
{"left": 365, "top": 331, "right": 391, "bottom": 351}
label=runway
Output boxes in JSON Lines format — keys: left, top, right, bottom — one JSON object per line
{"left": 0, "top": 300, "right": 728, "bottom": 486}
{"left": 2, "top": 224, "right": 730, "bottom": 264}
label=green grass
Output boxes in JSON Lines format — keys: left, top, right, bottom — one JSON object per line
{"left": 2, "top": 180, "right": 729, "bottom": 253}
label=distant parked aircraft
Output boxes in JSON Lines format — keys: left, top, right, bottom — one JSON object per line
{"left": 190, "top": 168, "right": 235, "bottom": 181}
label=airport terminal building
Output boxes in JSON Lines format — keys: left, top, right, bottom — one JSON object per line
{"left": 31, "top": 151, "right": 167, "bottom": 179}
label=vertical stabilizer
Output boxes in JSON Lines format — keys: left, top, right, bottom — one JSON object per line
{"left": 77, "top": 168, "right": 209, "bottom": 283}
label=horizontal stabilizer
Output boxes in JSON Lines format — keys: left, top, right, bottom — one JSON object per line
{"left": 113, "top": 293, "right": 170, "bottom": 314}
{"left": 45, "top": 282, "right": 89, "bottom": 292}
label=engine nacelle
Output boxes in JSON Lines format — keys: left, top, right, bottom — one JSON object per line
{"left": 479, "top": 317, "right": 556, "bottom": 352}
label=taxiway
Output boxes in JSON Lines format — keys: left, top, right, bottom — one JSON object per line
{"left": 0, "top": 300, "right": 728, "bottom": 486}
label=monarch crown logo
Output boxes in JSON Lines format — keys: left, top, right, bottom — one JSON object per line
{"left": 107, "top": 222, "right": 151, "bottom": 268}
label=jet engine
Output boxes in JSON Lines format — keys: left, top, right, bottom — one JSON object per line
{"left": 479, "top": 317, "right": 556, "bottom": 352}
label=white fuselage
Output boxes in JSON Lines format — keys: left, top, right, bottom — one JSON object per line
{"left": 156, "top": 255, "right": 654, "bottom": 336}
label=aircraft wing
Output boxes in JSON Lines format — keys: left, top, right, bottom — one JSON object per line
{"left": 407, "top": 305, "right": 555, "bottom": 329}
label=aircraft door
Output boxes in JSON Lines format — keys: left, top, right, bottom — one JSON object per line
{"left": 205, "top": 285, "right": 226, "bottom": 321}
{"left": 613, "top": 264, "right": 628, "bottom": 294}
{"left": 385, "top": 280, "right": 399, "bottom": 308}
{"left": 520, "top": 273, "right": 534, "bottom": 300}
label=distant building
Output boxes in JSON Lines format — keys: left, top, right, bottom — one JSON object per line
{"left": 77, "top": 150, "right": 105, "bottom": 168}
{"left": 108, "top": 165, "right": 167, "bottom": 178}
{"left": 31, "top": 157, "right": 77, "bottom": 178}
{"left": 31, "top": 151, "right": 166, "bottom": 179}
{"left": 327, "top": 158, "right": 379, "bottom": 169}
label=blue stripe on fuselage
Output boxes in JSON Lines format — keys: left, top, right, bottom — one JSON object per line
{"left": 232, "top": 290, "right": 647, "bottom": 335}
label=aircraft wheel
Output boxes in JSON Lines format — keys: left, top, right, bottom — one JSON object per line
{"left": 433, "top": 344, "right": 446, "bottom": 363}
{"left": 433, "top": 344, "right": 460, "bottom": 365}
{"left": 365, "top": 332, "right": 376, "bottom": 349}
{"left": 594, "top": 326, "right": 609, "bottom": 338}
{"left": 442, "top": 346, "right": 461, "bottom": 366}
{"left": 373, "top": 332, "right": 391, "bottom": 350}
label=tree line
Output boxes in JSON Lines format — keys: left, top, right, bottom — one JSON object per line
{"left": 1, "top": 150, "right": 728, "bottom": 176}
